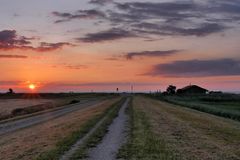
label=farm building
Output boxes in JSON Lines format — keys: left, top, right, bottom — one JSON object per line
{"left": 177, "top": 85, "right": 208, "bottom": 95}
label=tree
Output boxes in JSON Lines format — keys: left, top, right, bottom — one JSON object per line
{"left": 166, "top": 85, "right": 176, "bottom": 94}
{"left": 8, "top": 88, "right": 14, "bottom": 94}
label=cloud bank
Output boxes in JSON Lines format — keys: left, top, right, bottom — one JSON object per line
{"left": 77, "top": 28, "right": 136, "bottom": 42}
{"left": 147, "top": 59, "right": 240, "bottom": 77}
{"left": 0, "top": 30, "right": 72, "bottom": 52}
{"left": 51, "top": 0, "right": 240, "bottom": 42}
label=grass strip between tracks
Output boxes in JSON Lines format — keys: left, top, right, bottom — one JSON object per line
{"left": 69, "top": 98, "right": 127, "bottom": 160}
{"left": 117, "top": 98, "right": 182, "bottom": 160}
{"left": 35, "top": 98, "right": 125, "bottom": 160}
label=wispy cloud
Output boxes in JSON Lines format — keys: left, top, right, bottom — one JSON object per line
{"left": 52, "top": 10, "right": 105, "bottom": 23}
{"left": 125, "top": 50, "right": 182, "bottom": 60}
{"left": 52, "top": 64, "right": 88, "bottom": 70}
{"left": 64, "top": 64, "right": 88, "bottom": 70}
{"left": 35, "top": 42, "right": 73, "bottom": 52}
{"left": 104, "top": 57, "right": 120, "bottom": 61}
{"left": 77, "top": 28, "right": 136, "bottom": 43}
{"left": 89, "top": 0, "right": 113, "bottom": 5}
{"left": 0, "top": 54, "right": 28, "bottom": 59}
{"left": 132, "top": 22, "right": 226, "bottom": 37}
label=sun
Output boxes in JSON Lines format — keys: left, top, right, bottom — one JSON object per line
{"left": 28, "top": 84, "right": 36, "bottom": 90}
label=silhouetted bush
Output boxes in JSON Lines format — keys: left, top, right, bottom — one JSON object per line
{"left": 12, "top": 108, "right": 26, "bottom": 116}
{"left": 11, "top": 103, "right": 54, "bottom": 116}
{"left": 69, "top": 100, "right": 80, "bottom": 104}
{"left": 166, "top": 85, "right": 176, "bottom": 94}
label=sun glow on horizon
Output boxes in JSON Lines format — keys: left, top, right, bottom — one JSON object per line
{"left": 28, "top": 84, "right": 36, "bottom": 90}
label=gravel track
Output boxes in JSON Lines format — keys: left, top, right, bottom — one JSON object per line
{"left": 0, "top": 99, "right": 103, "bottom": 136}
{"left": 87, "top": 98, "right": 130, "bottom": 160}
{"left": 59, "top": 106, "right": 109, "bottom": 160}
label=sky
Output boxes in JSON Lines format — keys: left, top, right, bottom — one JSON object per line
{"left": 0, "top": 0, "right": 240, "bottom": 92}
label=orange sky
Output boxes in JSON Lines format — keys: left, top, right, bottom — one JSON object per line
{"left": 0, "top": 0, "right": 240, "bottom": 92}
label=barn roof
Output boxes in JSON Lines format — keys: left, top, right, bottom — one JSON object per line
{"left": 181, "top": 85, "right": 208, "bottom": 91}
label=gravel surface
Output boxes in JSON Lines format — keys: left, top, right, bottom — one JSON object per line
{"left": 87, "top": 98, "right": 130, "bottom": 160}
{"left": 59, "top": 107, "right": 109, "bottom": 160}
{"left": 0, "top": 99, "right": 103, "bottom": 136}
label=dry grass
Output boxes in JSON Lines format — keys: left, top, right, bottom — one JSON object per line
{"left": 134, "top": 96, "right": 240, "bottom": 160}
{"left": 0, "top": 95, "right": 95, "bottom": 120}
{"left": 118, "top": 98, "right": 180, "bottom": 160}
{"left": 0, "top": 98, "right": 120, "bottom": 160}
{"left": 0, "top": 99, "right": 55, "bottom": 115}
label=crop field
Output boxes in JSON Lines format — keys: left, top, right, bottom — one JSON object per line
{"left": 155, "top": 94, "right": 240, "bottom": 120}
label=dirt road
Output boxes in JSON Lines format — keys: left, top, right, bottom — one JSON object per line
{"left": 87, "top": 98, "right": 129, "bottom": 160}
{"left": 0, "top": 99, "right": 103, "bottom": 136}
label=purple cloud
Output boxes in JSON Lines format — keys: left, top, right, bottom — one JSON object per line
{"left": 146, "top": 59, "right": 240, "bottom": 77}
{"left": 125, "top": 50, "right": 182, "bottom": 60}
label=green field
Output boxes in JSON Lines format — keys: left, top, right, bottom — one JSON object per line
{"left": 154, "top": 94, "right": 240, "bottom": 120}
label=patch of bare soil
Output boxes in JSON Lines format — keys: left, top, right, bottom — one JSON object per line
{"left": 134, "top": 96, "right": 240, "bottom": 160}
{"left": 0, "top": 98, "right": 119, "bottom": 160}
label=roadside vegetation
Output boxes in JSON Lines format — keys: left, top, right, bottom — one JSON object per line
{"left": 35, "top": 97, "right": 125, "bottom": 160}
{"left": 69, "top": 97, "right": 127, "bottom": 159}
{"left": 150, "top": 93, "right": 240, "bottom": 121}
{"left": 118, "top": 97, "right": 181, "bottom": 160}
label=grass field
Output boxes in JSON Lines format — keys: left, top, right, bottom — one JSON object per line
{"left": 119, "top": 96, "right": 240, "bottom": 160}
{"left": 118, "top": 98, "right": 180, "bottom": 160}
{"left": 0, "top": 93, "right": 113, "bottom": 121}
{"left": 0, "top": 99, "right": 55, "bottom": 116}
{"left": 0, "top": 98, "right": 120, "bottom": 160}
{"left": 153, "top": 94, "right": 240, "bottom": 121}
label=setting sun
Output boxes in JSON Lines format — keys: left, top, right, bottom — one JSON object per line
{"left": 28, "top": 84, "right": 36, "bottom": 90}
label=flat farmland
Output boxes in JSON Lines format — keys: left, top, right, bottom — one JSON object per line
{"left": 0, "top": 93, "right": 109, "bottom": 121}
{"left": 0, "top": 98, "right": 120, "bottom": 160}
{"left": 159, "top": 94, "right": 240, "bottom": 120}
{"left": 0, "top": 99, "right": 55, "bottom": 116}
{"left": 126, "top": 96, "right": 240, "bottom": 160}
{"left": 2, "top": 95, "right": 239, "bottom": 160}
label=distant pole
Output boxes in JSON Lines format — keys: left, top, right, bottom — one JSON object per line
{"left": 131, "top": 85, "right": 133, "bottom": 94}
